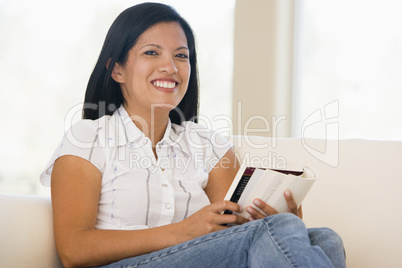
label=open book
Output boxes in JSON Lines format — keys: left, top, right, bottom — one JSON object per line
{"left": 223, "top": 165, "right": 316, "bottom": 218}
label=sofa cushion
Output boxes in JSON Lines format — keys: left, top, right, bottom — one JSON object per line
{"left": 0, "top": 194, "right": 63, "bottom": 268}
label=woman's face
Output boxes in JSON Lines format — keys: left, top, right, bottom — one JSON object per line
{"left": 113, "top": 22, "right": 191, "bottom": 116}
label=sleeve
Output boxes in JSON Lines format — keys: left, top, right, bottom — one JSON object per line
{"left": 40, "top": 120, "right": 106, "bottom": 187}
{"left": 204, "top": 130, "right": 233, "bottom": 173}
{"left": 184, "top": 122, "right": 233, "bottom": 173}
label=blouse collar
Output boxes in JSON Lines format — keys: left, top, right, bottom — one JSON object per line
{"left": 113, "top": 105, "right": 190, "bottom": 156}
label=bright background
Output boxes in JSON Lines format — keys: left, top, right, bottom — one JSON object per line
{"left": 295, "top": 0, "right": 402, "bottom": 140}
{"left": 1, "top": 0, "right": 401, "bottom": 195}
{"left": 0, "top": 0, "right": 235, "bottom": 194}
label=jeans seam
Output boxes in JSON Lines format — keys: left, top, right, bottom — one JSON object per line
{"left": 263, "top": 217, "right": 297, "bottom": 268}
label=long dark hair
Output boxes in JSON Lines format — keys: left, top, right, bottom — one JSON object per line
{"left": 83, "top": 2, "right": 199, "bottom": 124}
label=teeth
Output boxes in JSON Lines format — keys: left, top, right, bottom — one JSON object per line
{"left": 153, "top": 80, "right": 176, "bottom": 89}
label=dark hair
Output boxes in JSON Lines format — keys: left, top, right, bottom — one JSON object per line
{"left": 83, "top": 2, "right": 199, "bottom": 124}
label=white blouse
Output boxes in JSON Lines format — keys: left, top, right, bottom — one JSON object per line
{"left": 40, "top": 105, "right": 231, "bottom": 230}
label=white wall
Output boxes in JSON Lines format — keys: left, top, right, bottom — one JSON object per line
{"left": 232, "top": 0, "right": 295, "bottom": 138}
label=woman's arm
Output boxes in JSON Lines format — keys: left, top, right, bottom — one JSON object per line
{"left": 52, "top": 155, "right": 245, "bottom": 267}
{"left": 204, "top": 148, "right": 240, "bottom": 203}
{"left": 51, "top": 155, "right": 187, "bottom": 267}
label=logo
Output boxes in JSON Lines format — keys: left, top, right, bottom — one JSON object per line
{"left": 301, "top": 100, "right": 339, "bottom": 167}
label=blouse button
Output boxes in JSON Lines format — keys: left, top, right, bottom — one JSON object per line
{"left": 161, "top": 184, "right": 168, "bottom": 188}
{"left": 165, "top": 203, "right": 172, "bottom": 209}
{"left": 161, "top": 167, "right": 165, "bottom": 172}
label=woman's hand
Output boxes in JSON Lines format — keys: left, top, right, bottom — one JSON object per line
{"left": 179, "top": 200, "right": 248, "bottom": 240}
{"left": 245, "top": 190, "right": 303, "bottom": 221}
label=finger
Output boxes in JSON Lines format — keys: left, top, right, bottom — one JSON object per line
{"left": 245, "top": 205, "right": 266, "bottom": 220}
{"left": 214, "top": 213, "right": 248, "bottom": 226}
{"left": 214, "top": 213, "right": 245, "bottom": 226}
{"left": 284, "top": 189, "right": 298, "bottom": 215}
{"left": 211, "top": 200, "right": 243, "bottom": 214}
{"left": 248, "top": 215, "right": 256, "bottom": 222}
{"left": 252, "top": 198, "right": 278, "bottom": 216}
{"left": 298, "top": 205, "right": 303, "bottom": 219}
{"left": 235, "top": 215, "right": 248, "bottom": 225}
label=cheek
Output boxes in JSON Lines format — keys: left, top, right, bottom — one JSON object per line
{"left": 181, "top": 64, "right": 191, "bottom": 84}
{"left": 127, "top": 57, "right": 152, "bottom": 76}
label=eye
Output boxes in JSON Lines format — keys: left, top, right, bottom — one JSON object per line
{"left": 144, "top": 50, "right": 158, "bottom": 56}
{"left": 176, "top": 53, "right": 189, "bottom": 59}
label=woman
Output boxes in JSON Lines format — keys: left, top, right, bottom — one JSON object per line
{"left": 41, "top": 3, "right": 346, "bottom": 267}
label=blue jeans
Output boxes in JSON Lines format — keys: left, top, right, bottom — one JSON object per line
{"left": 99, "top": 213, "right": 346, "bottom": 268}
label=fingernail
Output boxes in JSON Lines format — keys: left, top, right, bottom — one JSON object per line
{"left": 253, "top": 199, "right": 261, "bottom": 206}
{"left": 246, "top": 206, "right": 254, "bottom": 213}
{"left": 248, "top": 216, "right": 255, "bottom": 221}
{"left": 285, "top": 190, "right": 291, "bottom": 197}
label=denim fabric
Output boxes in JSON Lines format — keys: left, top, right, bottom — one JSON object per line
{"left": 308, "top": 227, "right": 346, "bottom": 268}
{"left": 98, "top": 213, "right": 346, "bottom": 268}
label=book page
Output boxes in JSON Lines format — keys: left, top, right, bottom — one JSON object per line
{"left": 285, "top": 177, "right": 315, "bottom": 209}
{"left": 236, "top": 166, "right": 316, "bottom": 218}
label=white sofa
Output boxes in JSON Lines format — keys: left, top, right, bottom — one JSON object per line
{"left": 1, "top": 137, "right": 402, "bottom": 267}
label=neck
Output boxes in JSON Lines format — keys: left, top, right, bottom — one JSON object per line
{"left": 123, "top": 104, "right": 170, "bottom": 147}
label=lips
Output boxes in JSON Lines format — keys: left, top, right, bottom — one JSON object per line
{"left": 151, "top": 79, "right": 178, "bottom": 92}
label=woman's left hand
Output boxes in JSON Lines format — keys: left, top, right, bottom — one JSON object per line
{"left": 245, "top": 189, "right": 303, "bottom": 221}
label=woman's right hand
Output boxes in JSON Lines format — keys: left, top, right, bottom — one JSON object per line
{"left": 179, "top": 201, "right": 248, "bottom": 240}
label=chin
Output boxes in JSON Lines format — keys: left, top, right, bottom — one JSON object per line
{"left": 150, "top": 101, "right": 181, "bottom": 112}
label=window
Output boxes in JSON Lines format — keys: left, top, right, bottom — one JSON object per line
{"left": 294, "top": 0, "right": 402, "bottom": 140}
{"left": 0, "top": 0, "right": 235, "bottom": 195}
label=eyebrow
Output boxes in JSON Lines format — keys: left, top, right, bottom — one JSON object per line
{"left": 140, "top": 44, "right": 189, "bottom": 51}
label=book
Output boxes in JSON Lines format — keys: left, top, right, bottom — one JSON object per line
{"left": 223, "top": 165, "right": 316, "bottom": 218}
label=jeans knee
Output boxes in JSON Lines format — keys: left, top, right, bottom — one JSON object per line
{"left": 308, "top": 227, "right": 345, "bottom": 259}
{"left": 260, "top": 213, "right": 307, "bottom": 237}
{"left": 262, "top": 213, "right": 304, "bottom": 227}
{"left": 263, "top": 212, "right": 300, "bottom": 222}
{"left": 309, "top": 227, "right": 343, "bottom": 245}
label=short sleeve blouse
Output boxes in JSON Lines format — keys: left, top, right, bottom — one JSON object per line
{"left": 40, "top": 105, "right": 232, "bottom": 230}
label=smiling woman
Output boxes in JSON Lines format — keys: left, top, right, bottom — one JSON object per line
{"left": 35, "top": 3, "right": 346, "bottom": 267}
{"left": 109, "top": 22, "right": 191, "bottom": 125}
{"left": 0, "top": 0, "right": 235, "bottom": 195}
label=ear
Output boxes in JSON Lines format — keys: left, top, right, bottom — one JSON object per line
{"left": 107, "top": 59, "right": 125, "bottom": 83}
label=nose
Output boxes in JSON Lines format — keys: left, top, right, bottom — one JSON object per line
{"left": 158, "top": 55, "right": 178, "bottom": 74}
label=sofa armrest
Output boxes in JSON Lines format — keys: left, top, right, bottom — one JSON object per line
{"left": 0, "top": 194, "right": 63, "bottom": 268}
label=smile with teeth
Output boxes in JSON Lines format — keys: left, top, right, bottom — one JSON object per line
{"left": 153, "top": 80, "right": 177, "bottom": 89}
